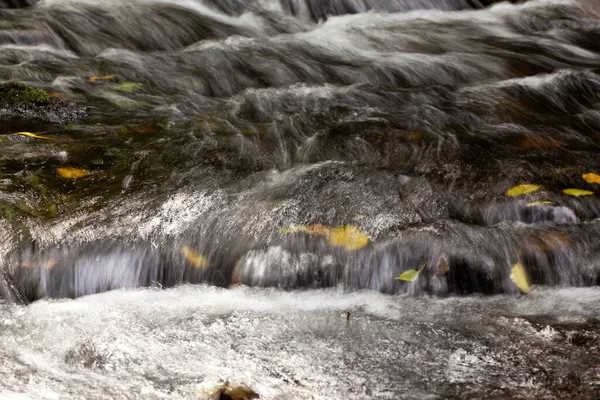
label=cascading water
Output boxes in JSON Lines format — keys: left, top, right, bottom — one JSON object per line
{"left": 1, "top": 0, "right": 600, "bottom": 398}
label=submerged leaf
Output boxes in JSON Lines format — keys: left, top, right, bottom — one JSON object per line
{"left": 507, "top": 184, "right": 541, "bottom": 197}
{"left": 181, "top": 245, "right": 208, "bottom": 269}
{"left": 563, "top": 188, "right": 593, "bottom": 197}
{"left": 510, "top": 262, "right": 530, "bottom": 293}
{"left": 527, "top": 201, "right": 553, "bottom": 207}
{"left": 16, "top": 131, "right": 55, "bottom": 141}
{"left": 520, "top": 136, "right": 565, "bottom": 149}
{"left": 56, "top": 167, "right": 90, "bottom": 179}
{"left": 133, "top": 125, "right": 153, "bottom": 134}
{"left": 116, "top": 82, "right": 143, "bottom": 92}
{"left": 327, "top": 226, "right": 369, "bottom": 251}
{"left": 89, "top": 75, "right": 116, "bottom": 82}
{"left": 582, "top": 172, "right": 600, "bottom": 185}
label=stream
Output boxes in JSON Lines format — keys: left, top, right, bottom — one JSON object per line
{"left": 1, "top": 0, "right": 600, "bottom": 398}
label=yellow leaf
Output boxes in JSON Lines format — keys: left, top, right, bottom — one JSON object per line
{"left": 327, "top": 226, "right": 369, "bottom": 251}
{"left": 582, "top": 172, "right": 600, "bottom": 185}
{"left": 563, "top": 188, "right": 593, "bottom": 197}
{"left": 56, "top": 167, "right": 90, "bottom": 179}
{"left": 507, "top": 184, "right": 541, "bottom": 197}
{"left": 181, "top": 245, "right": 208, "bottom": 269}
{"left": 15, "top": 132, "right": 55, "bottom": 141}
{"left": 510, "top": 262, "right": 530, "bottom": 293}
{"left": 527, "top": 201, "right": 553, "bottom": 207}
{"left": 396, "top": 269, "right": 419, "bottom": 281}
{"left": 89, "top": 75, "right": 116, "bottom": 82}
{"left": 396, "top": 262, "right": 426, "bottom": 282}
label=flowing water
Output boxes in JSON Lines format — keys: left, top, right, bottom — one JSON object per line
{"left": 1, "top": 0, "right": 600, "bottom": 398}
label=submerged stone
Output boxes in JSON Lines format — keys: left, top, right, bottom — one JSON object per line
{"left": 0, "top": 82, "right": 87, "bottom": 123}
{"left": 209, "top": 383, "right": 260, "bottom": 400}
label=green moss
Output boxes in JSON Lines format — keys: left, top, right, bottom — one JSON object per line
{"left": 0, "top": 82, "right": 51, "bottom": 106}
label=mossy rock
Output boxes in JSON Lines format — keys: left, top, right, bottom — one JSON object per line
{"left": 0, "top": 81, "right": 87, "bottom": 123}
{"left": 0, "top": 82, "right": 51, "bottom": 106}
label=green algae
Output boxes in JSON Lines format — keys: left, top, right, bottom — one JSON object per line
{"left": 0, "top": 82, "right": 51, "bottom": 107}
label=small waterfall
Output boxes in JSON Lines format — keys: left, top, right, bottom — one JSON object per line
{"left": 1, "top": 0, "right": 600, "bottom": 302}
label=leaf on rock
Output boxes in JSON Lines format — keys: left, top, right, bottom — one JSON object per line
{"left": 507, "top": 184, "right": 541, "bottom": 197}
{"left": 89, "top": 75, "right": 116, "bottom": 82}
{"left": 16, "top": 131, "right": 55, "bottom": 141}
{"left": 327, "top": 225, "right": 369, "bottom": 251}
{"left": 563, "top": 188, "right": 593, "bottom": 197}
{"left": 510, "top": 262, "right": 530, "bottom": 293}
{"left": 56, "top": 167, "right": 90, "bottom": 179}
{"left": 181, "top": 245, "right": 208, "bottom": 269}
{"left": 582, "top": 172, "right": 600, "bottom": 185}
{"left": 281, "top": 224, "right": 369, "bottom": 250}
{"left": 527, "top": 201, "right": 553, "bottom": 207}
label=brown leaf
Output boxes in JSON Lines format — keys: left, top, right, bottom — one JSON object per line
{"left": 437, "top": 256, "right": 449, "bottom": 275}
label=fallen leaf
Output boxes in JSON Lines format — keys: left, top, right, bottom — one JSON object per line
{"left": 116, "top": 82, "right": 143, "bottom": 92}
{"left": 563, "top": 188, "right": 593, "bottom": 197}
{"left": 57, "top": 167, "right": 90, "bottom": 179}
{"left": 583, "top": 172, "right": 600, "bottom": 185}
{"left": 327, "top": 226, "right": 369, "bottom": 251}
{"left": 133, "top": 125, "right": 153, "bottom": 134}
{"left": 407, "top": 132, "right": 422, "bottom": 141}
{"left": 280, "top": 224, "right": 369, "bottom": 250}
{"left": 507, "top": 184, "right": 541, "bottom": 197}
{"left": 16, "top": 132, "right": 55, "bottom": 141}
{"left": 527, "top": 201, "right": 553, "bottom": 207}
{"left": 510, "top": 262, "right": 530, "bottom": 293}
{"left": 520, "top": 136, "right": 565, "bottom": 149}
{"left": 437, "top": 256, "right": 449, "bottom": 275}
{"left": 181, "top": 245, "right": 208, "bottom": 269}
{"left": 89, "top": 75, "right": 116, "bottom": 82}
{"left": 396, "top": 263, "right": 426, "bottom": 282}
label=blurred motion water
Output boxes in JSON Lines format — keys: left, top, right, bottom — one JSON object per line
{"left": 1, "top": 0, "right": 600, "bottom": 398}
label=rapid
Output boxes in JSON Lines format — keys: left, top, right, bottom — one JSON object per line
{"left": 1, "top": 0, "right": 600, "bottom": 398}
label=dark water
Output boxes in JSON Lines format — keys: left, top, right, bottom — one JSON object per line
{"left": 1, "top": 0, "right": 600, "bottom": 398}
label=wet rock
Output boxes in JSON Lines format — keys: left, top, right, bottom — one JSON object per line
{"left": 0, "top": 82, "right": 87, "bottom": 124}
{"left": 209, "top": 383, "right": 260, "bottom": 400}
{"left": 0, "top": 0, "right": 38, "bottom": 8}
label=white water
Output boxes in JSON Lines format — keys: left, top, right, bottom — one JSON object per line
{"left": 1, "top": 286, "right": 599, "bottom": 399}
